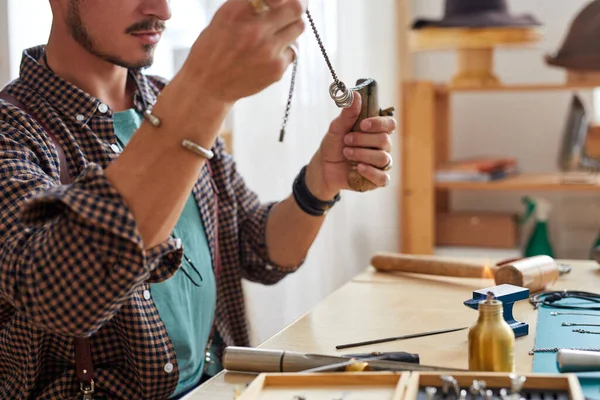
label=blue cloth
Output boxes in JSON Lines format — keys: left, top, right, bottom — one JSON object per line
{"left": 532, "top": 302, "right": 600, "bottom": 400}
{"left": 112, "top": 109, "right": 217, "bottom": 398}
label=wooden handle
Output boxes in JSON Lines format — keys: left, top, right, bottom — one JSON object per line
{"left": 494, "top": 255, "right": 559, "bottom": 293}
{"left": 370, "top": 252, "right": 495, "bottom": 279}
{"left": 348, "top": 79, "right": 380, "bottom": 192}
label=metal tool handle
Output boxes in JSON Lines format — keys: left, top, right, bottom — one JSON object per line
{"left": 557, "top": 349, "right": 600, "bottom": 372}
{"left": 348, "top": 79, "right": 380, "bottom": 192}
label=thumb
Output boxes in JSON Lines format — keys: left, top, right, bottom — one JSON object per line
{"left": 328, "top": 92, "right": 362, "bottom": 135}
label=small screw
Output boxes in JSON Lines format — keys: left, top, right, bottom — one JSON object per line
{"left": 426, "top": 386, "right": 437, "bottom": 400}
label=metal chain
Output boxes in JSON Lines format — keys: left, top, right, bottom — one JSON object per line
{"left": 562, "top": 322, "right": 600, "bottom": 327}
{"left": 279, "top": 54, "right": 298, "bottom": 142}
{"left": 305, "top": 10, "right": 342, "bottom": 90}
{"left": 529, "top": 347, "right": 600, "bottom": 355}
{"left": 279, "top": 9, "right": 353, "bottom": 142}
{"left": 306, "top": 9, "right": 353, "bottom": 108}
{"left": 551, "top": 311, "right": 600, "bottom": 317}
{"left": 573, "top": 329, "right": 600, "bottom": 334}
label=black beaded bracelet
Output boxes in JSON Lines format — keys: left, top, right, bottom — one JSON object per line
{"left": 292, "top": 166, "right": 341, "bottom": 217}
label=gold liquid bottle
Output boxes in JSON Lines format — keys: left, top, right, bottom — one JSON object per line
{"left": 468, "top": 292, "right": 515, "bottom": 372}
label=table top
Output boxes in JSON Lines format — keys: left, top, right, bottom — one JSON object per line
{"left": 184, "top": 258, "right": 600, "bottom": 399}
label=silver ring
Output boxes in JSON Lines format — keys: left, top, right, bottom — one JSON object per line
{"left": 329, "top": 82, "right": 354, "bottom": 108}
{"left": 288, "top": 44, "right": 299, "bottom": 62}
{"left": 383, "top": 154, "right": 393, "bottom": 171}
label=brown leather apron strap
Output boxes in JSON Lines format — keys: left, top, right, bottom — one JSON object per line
{"left": 1, "top": 86, "right": 91, "bottom": 398}
{"left": 75, "top": 337, "right": 95, "bottom": 393}
{"left": 0, "top": 87, "right": 72, "bottom": 184}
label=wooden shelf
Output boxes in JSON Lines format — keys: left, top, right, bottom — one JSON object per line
{"left": 409, "top": 27, "right": 544, "bottom": 52}
{"left": 436, "top": 82, "right": 600, "bottom": 93}
{"left": 435, "top": 173, "right": 600, "bottom": 191}
{"left": 400, "top": 79, "right": 600, "bottom": 255}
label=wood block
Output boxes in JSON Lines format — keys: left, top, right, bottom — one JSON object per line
{"left": 451, "top": 49, "right": 500, "bottom": 88}
{"left": 409, "top": 27, "right": 543, "bottom": 51}
{"left": 586, "top": 125, "right": 600, "bottom": 158}
{"left": 436, "top": 212, "right": 518, "bottom": 249}
{"left": 567, "top": 70, "right": 600, "bottom": 86}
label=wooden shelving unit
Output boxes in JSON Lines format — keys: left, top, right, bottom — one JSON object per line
{"left": 400, "top": 80, "right": 600, "bottom": 255}
{"left": 435, "top": 173, "right": 600, "bottom": 191}
{"left": 438, "top": 82, "right": 600, "bottom": 93}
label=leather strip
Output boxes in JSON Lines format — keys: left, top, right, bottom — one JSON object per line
{"left": 0, "top": 86, "right": 92, "bottom": 388}
{"left": 0, "top": 87, "right": 72, "bottom": 184}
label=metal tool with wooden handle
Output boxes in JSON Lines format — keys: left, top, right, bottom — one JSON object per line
{"left": 222, "top": 346, "right": 461, "bottom": 373}
{"left": 370, "top": 253, "right": 570, "bottom": 292}
{"left": 348, "top": 79, "right": 395, "bottom": 192}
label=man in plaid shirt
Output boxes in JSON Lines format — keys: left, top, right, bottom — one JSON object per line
{"left": 0, "top": 0, "right": 395, "bottom": 398}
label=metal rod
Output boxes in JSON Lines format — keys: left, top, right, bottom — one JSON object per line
{"left": 335, "top": 327, "right": 468, "bottom": 350}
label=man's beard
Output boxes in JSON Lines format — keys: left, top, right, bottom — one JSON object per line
{"left": 67, "top": 0, "right": 156, "bottom": 70}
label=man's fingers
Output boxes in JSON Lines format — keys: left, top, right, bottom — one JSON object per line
{"left": 359, "top": 116, "right": 397, "bottom": 133}
{"left": 344, "top": 132, "right": 392, "bottom": 153}
{"left": 264, "top": 0, "right": 306, "bottom": 33}
{"left": 328, "top": 93, "right": 362, "bottom": 135}
{"left": 343, "top": 148, "right": 391, "bottom": 169}
{"left": 355, "top": 164, "right": 390, "bottom": 188}
{"left": 274, "top": 17, "right": 305, "bottom": 52}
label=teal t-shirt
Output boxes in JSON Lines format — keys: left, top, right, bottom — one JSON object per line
{"left": 112, "top": 109, "right": 217, "bottom": 398}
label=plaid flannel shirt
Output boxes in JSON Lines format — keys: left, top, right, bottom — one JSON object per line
{"left": 0, "top": 45, "right": 300, "bottom": 400}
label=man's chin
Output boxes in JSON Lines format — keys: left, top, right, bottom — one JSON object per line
{"left": 102, "top": 52, "right": 154, "bottom": 70}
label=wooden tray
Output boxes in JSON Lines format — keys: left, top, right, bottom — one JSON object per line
{"left": 405, "top": 372, "right": 584, "bottom": 400}
{"left": 235, "top": 371, "right": 585, "bottom": 400}
{"left": 235, "top": 372, "right": 409, "bottom": 400}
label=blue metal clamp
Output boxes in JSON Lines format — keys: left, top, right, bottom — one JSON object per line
{"left": 464, "top": 284, "right": 530, "bottom": 338}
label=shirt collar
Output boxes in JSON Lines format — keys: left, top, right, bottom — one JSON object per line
{"left": 18, "top": 45, "right": 159, "bottom": 123}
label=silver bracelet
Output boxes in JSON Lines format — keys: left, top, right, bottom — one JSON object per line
{"left": 142, "top": 108, "right": 214, "bottom": 160}
{"left": 181, "top": 139, "right": 214, "bottom": 160}
{"left": 143, "top": 109, "right": 161, "bottom": 127}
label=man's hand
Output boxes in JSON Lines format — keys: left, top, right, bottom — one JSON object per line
{"left": 304, "top": 94, "right": 396, "bottom": 201}
{"left": 179, "top": 0, "right": 307, "bottom": 105}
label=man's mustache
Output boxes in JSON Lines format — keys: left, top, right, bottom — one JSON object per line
{"left": 125, "top": 19, "right": 166, "bottom": 34}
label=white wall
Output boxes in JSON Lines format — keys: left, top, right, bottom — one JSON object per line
{"left": 237, "top": 0, "right": 401, "bottom": 345}
{"left": 6, "top": 0, "right": 52, "bottom": 80}
{"left": 0, "top": 0, "right": 10, "bottom": 86}
{"left": 413, "top": 0, "right": 600, "bottom": 259}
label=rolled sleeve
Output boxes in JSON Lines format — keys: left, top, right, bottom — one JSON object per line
{"left": 20, "top": 162, "right": 182, "bottom": 275}
{"left": 0, "top": 125, "right": 181, "bottom": 337}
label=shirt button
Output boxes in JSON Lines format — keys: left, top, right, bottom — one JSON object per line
{"left": 164, "top": 362, "right": 174, "bottom": 373}
{"left": 76, "top": 114, "right": 85, "bottom": 122}
{"left": 110, "top": 143, "right": 121, "bottom": 153}
{"left": 143, "top": 290, "right": 151, "bottom": 300}
{"left": 98, "top": 103, "right": 109, "bottom": 113}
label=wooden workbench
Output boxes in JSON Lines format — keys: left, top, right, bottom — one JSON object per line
{"left": 184, "top": 258, "right": 600, "bottom": 399}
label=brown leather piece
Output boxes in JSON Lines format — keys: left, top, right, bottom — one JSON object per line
{"left": 0, "top": 87, "right": 91, "bottom": 386}
{"left": 74, "top": 337, "right": 94, "bottom": 384}
{"left": 0, "top": 88, "right": 72, "bottom": 184}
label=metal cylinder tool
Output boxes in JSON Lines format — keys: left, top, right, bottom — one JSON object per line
{"left": 557, "top": 349, "right": 600, "bottom": 372}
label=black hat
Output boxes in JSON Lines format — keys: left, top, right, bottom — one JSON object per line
{"left": 546, "top": 0, "right": 600, "bottom": 70}
{"left": 412, "top": 0, "right": 542, "bottom": 29}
